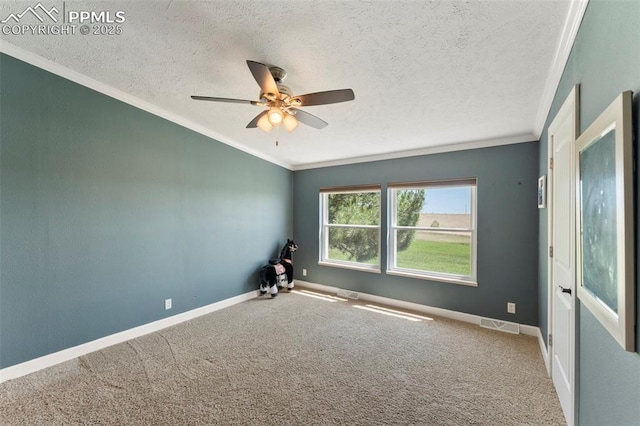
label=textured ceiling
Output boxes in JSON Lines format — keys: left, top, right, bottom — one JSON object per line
{"left": 0, "top": 0, "right": 576, "bottom": 169}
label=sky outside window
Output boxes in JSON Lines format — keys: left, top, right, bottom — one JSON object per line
{"left": 421, "top": 187, "right": 471, "bottom": 214}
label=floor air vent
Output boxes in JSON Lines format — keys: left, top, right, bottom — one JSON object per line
{"left": 479, "top": 318, "right": 520, "bottom": 334}
{"left": 337, "top": 289, "right": 359, "bottom": 300}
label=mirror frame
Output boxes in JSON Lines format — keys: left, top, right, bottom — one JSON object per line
{"left": 575, "top": 91, "right": 634, "bottom": 351}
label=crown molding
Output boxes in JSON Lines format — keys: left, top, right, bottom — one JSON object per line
{"left": 292, "top": 133, "right": 537, "bottom": 171}
{"left": 533, "top": 0, "right": 589, "bottom": 137}
{"left": 3, "top": 6, "right": 583, "bottom": 175}
{"left": 0, "top": 41, "right": 293, "bottom": 170}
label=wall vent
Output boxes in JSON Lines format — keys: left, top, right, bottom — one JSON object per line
{"left": 337, "top": 289, "right": 359, "bottom": 300}
{"left": 479, "top": 318, "right": 520, "bottom": 334}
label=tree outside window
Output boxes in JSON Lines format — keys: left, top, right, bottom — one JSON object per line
{"left": 320, "top": 187, "right": 381, "bottom": 269}
{"left": 388, "top": 179, "right": 477, "bottom": 284}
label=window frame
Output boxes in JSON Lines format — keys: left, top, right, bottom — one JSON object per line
{"left": 319, "top": 185, "right": 382, "bottom": 273}
{"left": 387, "top": 178, "right": 478, "bottom": 286}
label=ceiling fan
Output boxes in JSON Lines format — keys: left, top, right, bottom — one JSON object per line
{"left": 191, "top": 60, "right": 355, "bottom": 133}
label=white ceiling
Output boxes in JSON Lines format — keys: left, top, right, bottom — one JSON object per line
{"left": 0, "top": 1, "right": 584, "bottom": 170}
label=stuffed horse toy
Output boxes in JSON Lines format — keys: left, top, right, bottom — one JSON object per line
{"left": 259, "top": 239, "right": 298, "bottom": 298}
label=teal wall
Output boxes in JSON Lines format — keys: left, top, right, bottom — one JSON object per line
{"left": 0, "top": 54, "right": 293, "bottom": 369}
{"left": 293, "top": 142, "right": 540, "bottom": 325}
{"left": 3, "top": 2, "right": 638, "bottom": 421}
{"left": 537, "top": 0, "right": 640, "bottom": 424}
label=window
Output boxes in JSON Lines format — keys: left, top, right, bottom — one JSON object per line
{"left": 319, "top": 186, "right": 381, "bottom": 271}
{"left": 388, "top": 179, "right": 477, "bottom": 285}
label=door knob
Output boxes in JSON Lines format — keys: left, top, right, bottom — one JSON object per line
{"left": 559, "top": 286, "right": 572, "bottom": 295}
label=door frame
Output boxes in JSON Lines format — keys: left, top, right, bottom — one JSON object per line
{"left": 546, "top": 84, "right": 579, "bottom": 425}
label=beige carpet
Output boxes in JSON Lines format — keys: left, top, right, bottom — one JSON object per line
{"left": 0, "top": 289, "right": 565, "bottom": 425}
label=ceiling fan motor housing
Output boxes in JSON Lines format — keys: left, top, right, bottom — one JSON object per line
{"left": 259, "top": 85, "right": 294, "bottom": 104}
{"left": 268, "top": 65, "right": 287, "bottom": 83}
{"left": 257, "top": 66, "right": 293, "bottom": 102}
{"left": 277, "top": 85, "right": 293, "bottom": 97}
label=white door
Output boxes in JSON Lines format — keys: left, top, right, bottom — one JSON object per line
{"left": 548, "top": 86, "right": 578, "bottom": 425}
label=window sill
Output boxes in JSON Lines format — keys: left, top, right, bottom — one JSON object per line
{"left": 318, "top": 260, "right": 381, "bottom": 274}
{"left": 387, "top": 269, "right": 478, "bottom": 287}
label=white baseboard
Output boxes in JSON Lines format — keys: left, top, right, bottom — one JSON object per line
{"left": 2, "top": 283, "right": 549, "bottom": 384}
{"left": 295, "top": 280, "right": 543, "bottom": 342}
{"left": 0, "top": 290, "right": 260, "bottom": 384}
{"left": 538, "top": 327, "right": 551, "bottom": 376}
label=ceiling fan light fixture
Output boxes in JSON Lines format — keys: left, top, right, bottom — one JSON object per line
{"left": 268, "top": 107, "right": 284, "bottom": 125}
{"left": 257, "top": 114, "right": 273, "bottom": 132}
{"left": 191, "top": 60, "right": 355, "bottom": 132}
{"left": 283, "top": 113, "right": 298, "bottom": 132}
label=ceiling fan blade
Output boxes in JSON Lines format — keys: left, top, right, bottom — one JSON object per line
{"left": 246, "top": 110, "right": 268, "bottom": 128}
{"left": 191, "top": 95, "right": 260, "bottom": 105}
{"left": 291, "top": 108, "right": 328, "bottom": 129}
{"left": 246, "top": 60, "right": 280, "bottom": 96}
{"left": 294, "top": 89, "right": 355, "bottom": 106}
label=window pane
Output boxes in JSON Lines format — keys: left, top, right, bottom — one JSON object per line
{"left": 420, "top": 187, "right": 472, "bottom": 228}
{"left": 328, "top": 192, "right": 380, "bottom": 225}
{"left": 395, "top": 230, "right": 471, "bottom": 276}
{"left": 395, "top": 189, "right": 426, "bottom": 226}
{"left": 327, "top": 226, "right": 379, "bottom": 265}
{"left": 418, "top": 212, "right": 471, "bottom": 229}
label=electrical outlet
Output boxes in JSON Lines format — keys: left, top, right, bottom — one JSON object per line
{"left": 302, "top": 268, "right": 307, "bottom": 276}
{"left": 165, "top": 299, "right": 172, "bottom": 310}
{"left": 507, "top": 302, "right": 516, "bottom": 314}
